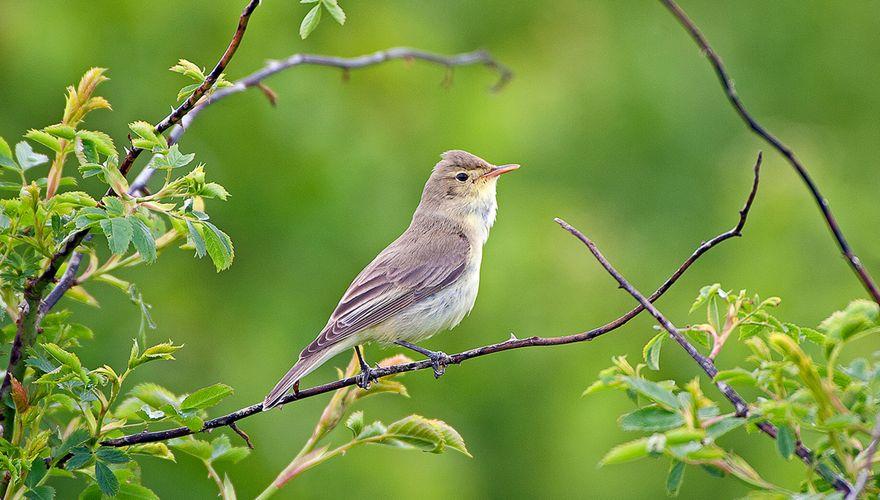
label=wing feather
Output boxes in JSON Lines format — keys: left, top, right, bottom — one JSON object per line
{"left": 300, "top": 227, "right": 469, "bottom": 357}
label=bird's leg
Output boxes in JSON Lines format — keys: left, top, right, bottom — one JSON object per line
{"left": 354, "top": 345, "right": 377, "bottom": 389}
{"left": 395, "top": 341, "right": 453, "bottom": 378}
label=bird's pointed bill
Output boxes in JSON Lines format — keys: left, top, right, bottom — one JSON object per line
{"left": 482, "top": 164, "right": 520, "bottom": 179}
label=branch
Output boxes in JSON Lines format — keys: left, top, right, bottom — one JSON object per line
{"left": 129, "top": 47, "right": 513, "bottom": 194}
{"left": 553, "top": 218, "right": 853, "bottom": 495}
{"left": 659, "top": 0, "right": 880, "bottom": 305}
{"left": 0, "top": 0, "right": 263, "bottom": 423}
{"left": 848, "top": 412, "right": 880, "bottom": 500}
{"left": 101, "top": 153, "right": 761, "bottom": 446}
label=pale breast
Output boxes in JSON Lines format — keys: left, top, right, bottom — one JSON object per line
{"left": 366, "top": 262, "right": 481, "bottom": 344}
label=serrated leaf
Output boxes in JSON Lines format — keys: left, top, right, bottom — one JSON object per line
{"left": 56, "top": 429, "right": 91, "bottom": 462}
{"left": 45, "top": 124, "right": 76, "bottom": 140}
{"left": 169, "top": 437, "right": 212, "bottom": 462}
{"left": 77, "top": 130, "right": 116, "bottom": 157}
{"left": 200, "top": 182, "right": 229, "bottom": 200}
{"left": 64, "top": 448, "right": 93, "bottom": 471}
{"left": 299, "top": 4, "right": 322, "bottom": 39}
{"left": 210, "top": 435, "right": 250, "bottom": 464}
{"left": 186, "top": 220, "right": 206, "bottom": 258}
{"left": 383, "top": 415, "right": 444, "bottom": 452}
{"left": 96, "top": 447, "right": 129, "bottom": 464}
{"left": 115, "top": 483, "right": 159, "bottom": 500}
{"left": 100, "top": 217, "right": 133, "bottom": 255}
{"left": 428, "top": 419, "right": 471, "bottom": 457}
{"left": 323, "top": 0, "right": 346, "bottom": 25}
{"left": 25, "top": 129, "right": 62, "bottom": 153}
{"left": 622, "top": 377, "right": 680, "bottom": 409}
{"left": 129, "top": 217, "right": 157, "bottom": 263}
{"left": 619, "top": 407, "right": 684, "bottom": 432}
{"left": 181, "top": 383, "right": 233, "bottom": 410}
{"left": 346, "top": 411, "right": 364, "bottom": 437}
{"left": 128, "top": 443, "right": 175, "bottom": 462}
{"left": 94, "top": 461, "right": 119, "bottom": 497}
{"left": 25, "top": 486, "right": 55, "bottom": 500}
{"left": 202, "top": 221, "right": 233, "bottom": 271}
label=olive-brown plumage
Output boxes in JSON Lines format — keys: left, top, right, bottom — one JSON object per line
{"left": 263, "top": 150, "right": 518, "bottom": 409}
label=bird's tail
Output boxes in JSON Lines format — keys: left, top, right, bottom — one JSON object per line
{"left": 262, "top": 346, "right": 341, "bottom": 410}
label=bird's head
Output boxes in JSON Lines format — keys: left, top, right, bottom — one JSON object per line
{"left": 417, "top": 150, "right": 519, "bottom": 221}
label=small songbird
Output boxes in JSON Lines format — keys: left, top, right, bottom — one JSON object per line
{"left": 263, "top": 150, "right": 519, "bottom": 409}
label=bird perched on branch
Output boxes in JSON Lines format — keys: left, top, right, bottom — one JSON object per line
{"left": 263, "top": 150, "right": 519, "bottom": 409}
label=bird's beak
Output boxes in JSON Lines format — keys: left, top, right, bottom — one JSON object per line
{"left": 482, "top": 164, "right": 520, "bottom": 179}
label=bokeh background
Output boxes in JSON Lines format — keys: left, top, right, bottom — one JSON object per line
{"left": 2, "top": 0, "right": 879, "bottom": 498}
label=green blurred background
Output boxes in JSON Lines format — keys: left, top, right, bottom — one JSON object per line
{"left": 2, "top": 0, "right": 879, "bottom": 497}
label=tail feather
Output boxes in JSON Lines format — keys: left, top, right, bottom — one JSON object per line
{"left": 262, "top": 347, "right": 342, "bottom": 410}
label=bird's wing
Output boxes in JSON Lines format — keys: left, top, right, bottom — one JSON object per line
{"left": 300, "top": 229, "right": 470, "bottom": 357}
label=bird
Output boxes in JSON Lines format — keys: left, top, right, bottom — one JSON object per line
{"left": 263, "top": 150, "right": 519, "bottom": 409}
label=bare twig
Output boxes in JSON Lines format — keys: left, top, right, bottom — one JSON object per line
{"left": 553, "top": 218, "right": 853, "bottom": 495}
{"left": 129, "top": 47, "right": 513, "bottom": 194}
{"left": 659, "top": 0, "right": 880, "bottom": 305}
{"left": 101, "top": 154, "right": 761, "bottom": 447}
{"left": 848, "top": 412, "right": 880, "bottom": 499}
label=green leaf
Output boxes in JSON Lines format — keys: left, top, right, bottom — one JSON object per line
{"left": 323, "top": 0, "right": 346, "bottom": 25}
{"left": 115, "top": 483, "right": 159, "bottom": 500}
{"left": 299, "top": 4, "right": 322, "bottom": 39}
{"left": 619, "top": 407, "right": 684, "bottom": 432}
{"left": 129, "top": 217, "right": 157, "bottom": 263}
{"left": 181, "top": 383, "right": 234, "bottom": 411}
{"left": 129, "top": 121, "right": 159, "bottom": 145}
{"left": 129, "top": 341, "right": 183, "bottom": 369}
{"left": 622, "top": 377, "right": 680, "bottom": 409}
{"left": 706, "top": 416, "right": 746, "bottom": 439}
{"left": 600, "top": 437, "right": 651, "bottom": 466}
{"left": 202, "top": 221, "right": 234, "bottom": 271}
{"left": 77, "top": 130, "right": 117, "bottom": 157}
{"left": 346, "top": 411, "right": 364, "bottom": 437}
{"left": 55, "top": 429, "right": 91, "bottom": 462}
{"left": 169, "top": 437, "right": 212, "bottom": 462}
{"left": 25, "top": 129, "right": 62, "bottom": 153}
{"left": 128, "top": 443, "right": 175, "bottom": 462}
{"left": 25, "top": 486, "right": 55, "bottom": 500}
{"left": 96, "top": 447, "right": 129, "bottom": 464}
{"left": 15, "top": 141, "right": 49, "bottom": 170}
{"left": 45, "top": 124, "right": 77, "bottom": 140}
{"left": 776, "top": 424, "right": 795, "bottom": 460}
{"left": 210, "top": 435, "right": 250, "bottom": 464}
{"left": 222, "top": 475, "right": 236, "bottom": 500}
{"left": 100, "top": 217, "right": 134, "bottom": 255}
{"left": 170, "top": 59, "right": 206, "bottom": 82}
{"left": 94, "top": 461, "right": 119, "bottom": 497}
{"left": 0, "top": 136, "right": 12, "bottom": 160}
{"left": 64, "top": 448, "right": 93, "bottom": 471}
{"left": 428, "top": 419, "right": 471, "bottom": 457}
{"left": 200, "top": 182, "right": 230, "bottom": 200}
{"left": 713, "top": 368, "right": 757, "bottom": 387}
{"left": 643, "top": 331, "right": 664, "bottom": 371}
{"left": 383, "top": 415, "right": 444, "bottom": 452}
{"left": 819, "top": 299, "right": 879, "bottom": 342}
{"left": 186, "top": 220, "right": 206, "bottom": 258}
{"left": 666, "top": 460, "right": 685, "bottom": 497}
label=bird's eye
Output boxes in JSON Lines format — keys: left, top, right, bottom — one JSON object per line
{"left": 455, "top": 172, "right": 469, "bottom": 182}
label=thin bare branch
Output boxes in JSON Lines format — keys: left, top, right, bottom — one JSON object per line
{"left": 553, "top": 218, "right": 853, "bottom": 495}
{"left": 848, "top": 412, "right": 880, "bottom": 500}
{"left": 101, "top": 154, "right": 760, "bottom": 446}
{"left": 659, "top": 0, "right": 880, "bottom": 305}
{"left": 129, "top": 47, "right": 513, "bottom": 194}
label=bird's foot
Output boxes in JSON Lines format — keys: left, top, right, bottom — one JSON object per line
{"left": 354, "top": 346, "right": 377, "bottom": 390}
{"left": 427, "top": 350, "right": 452, "bottom": 378}
{"left": 394, "top": 341, "right": 453, "bottom": 379}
